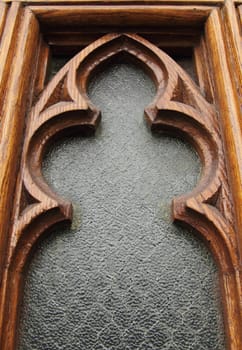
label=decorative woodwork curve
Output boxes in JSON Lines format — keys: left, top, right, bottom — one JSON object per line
{"left": 0, "top": 0, "right": 240, "bottom": 347}
{"left": 10, "top": 33, "right": 239, "bottom": 280}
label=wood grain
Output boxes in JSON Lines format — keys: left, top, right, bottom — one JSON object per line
{"left": 33, "top": 37, "right": 50, "bottom": 99}
{"left": 0, "top": 0, "right": 22, "bottom": 282}
{"left": 206, "top": 9, "right": 242, "bottom": 262}
{"left": 194, "top": 36, "right": 214, "bottom": 103}
{"left": 0, "top": 0, "right": 228, "bottom": 4}
{"left": 221, "top": 0, "right": 242, "bottom": 125}
{"left": 30, "top": 5, "right": 213, "bottom": 28}
{"left": 238, "top": 5, "right": 242, "bottom": 25}
{"left": 0, "top": 7, "right": 40, "bottom": 350}
{"left": 7, "top": 32, "right": 240, "bottom": 350}
{"left": 0, "top": 2, "right": 8, "bottom": 40}
{"left": 0, "top": 2, "right": 22, "bottom": 117}
{"left": 46, "top": 29, "right": 200, "bottom": 56}
{"left": 205, "top": 8, "right": 242, "bottom": 349}
{"left": 0, "top": 1, "right": 241, "bottom": 350}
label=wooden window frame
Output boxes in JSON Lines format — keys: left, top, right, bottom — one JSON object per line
{"left": 0, "top": 0, "right": 241, "bottom": 349}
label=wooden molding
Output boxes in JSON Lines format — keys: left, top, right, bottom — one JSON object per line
{"left": 0, "top": 2, "right": 22, "bottom": 114}
{"left": 0, "top": 0, "right": 231, "bottom": 5}
{"left": 29, "top": 4, "right": 214, "bottom": 28}
{"left": 222, "top": 0, "right": 242, "bottom": 118}
{"left": 238, "top": 5, "right": 242, "bottom": 25}
{"left": 2, "top": 0, "right": 242, "bottom": 6}
{"left": 205, "top": 8, "right": 242, "bottom": 261}
{"left": 0, "top": 2, "right": 8, "bottom": 40}
{"left": 0, "top": 5, "right": 41, "bottom": 349}
{"left": 0, "top": 1, "right": 241, "bottom": 349}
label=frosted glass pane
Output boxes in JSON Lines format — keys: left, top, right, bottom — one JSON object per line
{"left": 18, "top": 63, "right": 225, "bottom": 350}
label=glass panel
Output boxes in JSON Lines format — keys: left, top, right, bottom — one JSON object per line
{"left": 175, "top": 56, "right": 198, "bottom": 83}
{"left": 47, "top": 56, "right": 71, "bottom": 83}
{"left": 18, "top": 63, "right": 225, "bottom": 350}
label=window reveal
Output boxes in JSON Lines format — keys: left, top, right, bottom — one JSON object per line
{"left": 1, "top": 6, "right": 240, "bottom": 349}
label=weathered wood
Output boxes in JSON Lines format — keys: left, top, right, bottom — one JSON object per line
{"left": 0, "top": 7, "right": 40, "bottom": 350}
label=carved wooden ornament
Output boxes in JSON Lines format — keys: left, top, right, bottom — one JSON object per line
{"left": 0, "top": 1, "right": 241, "bottom": 349}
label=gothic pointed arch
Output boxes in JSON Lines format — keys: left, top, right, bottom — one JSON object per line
{"left": 2, "top": 34, "right": 240, "bottom": 349}
{"left": 8, "top": 33, "right": 237, "bottom": 279}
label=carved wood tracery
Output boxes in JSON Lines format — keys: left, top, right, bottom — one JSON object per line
{"left": 3, "top": 32, "right": 238, "bottom": 347}
{"left": 12, "top": 33, "right": 237, "bottom": 275}
{"left": 0, "top": 2, "right": 241, "bottom": 349}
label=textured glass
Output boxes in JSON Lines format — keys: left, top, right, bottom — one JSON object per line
{"left": 47, "top": 57, "right": 70, "bottom": 82}
{"left": 18, "top": 63, "right": 225, "bottom": 350}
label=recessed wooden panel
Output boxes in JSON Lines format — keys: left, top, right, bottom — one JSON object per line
{"left": 0, "top": 2, "right": 241, "bottom": 350}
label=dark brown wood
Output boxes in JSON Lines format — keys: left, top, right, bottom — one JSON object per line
{"left": 238, "top": 5, "right": 242, "bottom": 25}
{"left": 46, "top": 29, "right": 201, "bottom": 56}
{"left": 0, "top": 1, "right": 241, "bottom": 349}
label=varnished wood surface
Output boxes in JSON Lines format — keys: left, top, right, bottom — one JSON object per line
{"left": 46, "top": 30, "right": 200, "bottom": 57}
{"left": 0, "top": 1, "right": 241, "bottom": 350}
{"left": 205, "top": 9, "right": 242, "bottom": 348}
{"left": 7, "top": 32, "right": 242, "bottom": 350}
{"left": 0, "top": 3, "right": 22, "bottom": 116}
{"left": 206, "top": 9, "right": 242, "bottom": 263}
{"left": 238, "top": 5, "right": 242, "bottom": 25}
{"left": 222, "top": 0, "right": 242, "bottom": 119}
{"left": 2, "top": 0, "right": 242, "bottom": 6}
{"left": 0, "top": 2, "right": 8, "bottom": 40}
{"left": 0, "top": 7, "right": 40, "bottom": 350}
{"left": 0, "top": 0, "right": 232, "bottom": 5}
{"left": 0, "top": 1, "right": 22, "bottom": 300}
{"left": 34, "top": 37, "right": 50, "bottom": 99}
{"left": 2, "top": 0, "right": 242, "bottom": 5}
{"left": 194, "top": 37, "right": 214, "bottom": 103}
{"left": 29, "top": 5, "right": 214, "bottom": 28}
